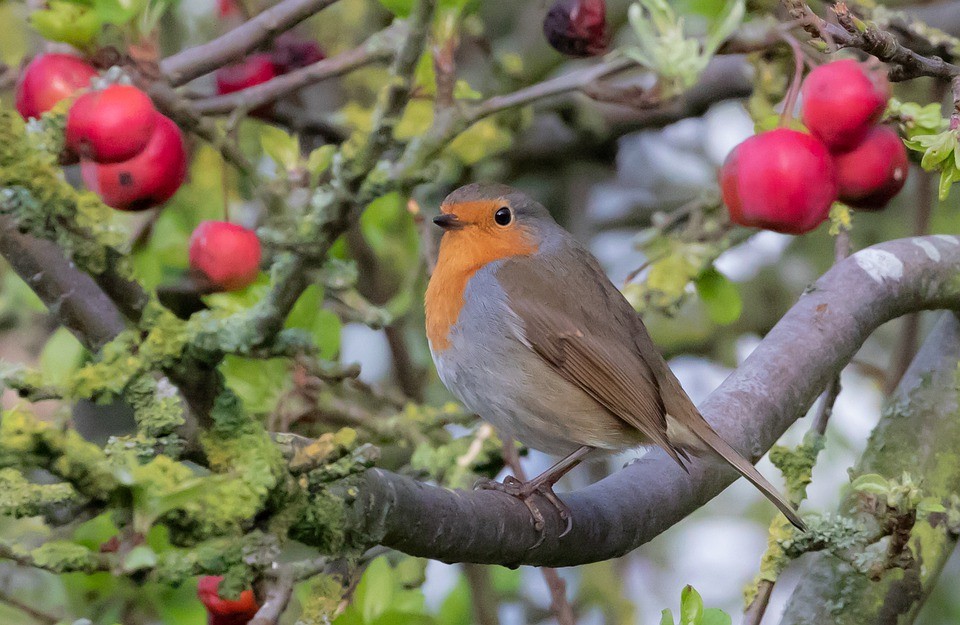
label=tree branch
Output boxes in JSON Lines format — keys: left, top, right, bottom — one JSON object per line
{"left": 780, "top": 311, "right": 960, "bottom": 624}
{"left": 160, "top": 0, "right": 343, "bottom": 86}
{"left": 336, "top": 235, "right": 960, "bottom": 567}
{"left": 0, "top": 215, "right": 126, "bottom": 351}
{"left": 193, "top": 25, "right": 402, "bottom": 115}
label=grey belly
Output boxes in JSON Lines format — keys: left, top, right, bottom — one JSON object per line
{"left": 433, "top": 338, "right": 642, "bottom": 457}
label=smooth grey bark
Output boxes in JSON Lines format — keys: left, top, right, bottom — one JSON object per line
{"left": 339, "top": 235, "right": 960, "bottom": 567}
{"left": 0, "top": 215, "right": 126, "bottom": 351}
{"left": 778, "top": 313, "right": 960, "bottom": 625}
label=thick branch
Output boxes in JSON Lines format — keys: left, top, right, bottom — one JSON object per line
{"left": 337, "top": 235, "right": 960, "bottom": 567}
{"left": 193, "top": 25, "right": 401, "bottom": 115}
{"left": 780, "top": 312, "right": 960, "bottom": 624}
{"left": 0, "top": 215, "right": 126, "bottom": 351}
{"left": 160, "top": 0, "right": 341, "bottom": 86}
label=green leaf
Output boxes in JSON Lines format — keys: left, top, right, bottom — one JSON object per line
{"left": 918, "top": 497, "right": 947, "bottom": 514}
{"left": 679, "top": 585, "right": 703, "bottom": 625}
{"left": 307, "top": 144, "right": 336, "bottom": 184}
{"left": 220, "top": 355, "right": 290, "bottom": 414}
{"left": 355, "top": 557, "right": 394, "bottom": 623}
{"left": 378, "top": 0, "right": 412, "bottom": 16}
{"left": 851, "top": 473, "right": 890, "bottom": 495}
{"left": 94, "top": 0, "right": 147, "bottom": 25}
{"left": 122, "top": 545, "right": 158, "bottom": 572}
{"left": 694, "top": 267, "right": 742, "bottom": 325}
{"left": 260, "top": 125, "right": 301, "bottom": 171}
{"left": 40, "top": 327, "right": 87, "bottom": 387}
{"left": 286, "top": 285, "right": 341, "bottom": 358}
{"left": 660, "top": 609, "right": 676, "bottom": 625}
{"left": 701, "top": 608, "right": 732, "bottom": 625}
{"left": 938, "top": 163, "right": 960, "bottom": 200}
{"left": 703, "top": 0, "right": 745, "bottom": 55}
{"left": 30, "top": 1, "right": 102, "bottom": 49}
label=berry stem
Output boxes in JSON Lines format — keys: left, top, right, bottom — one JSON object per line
{"left": 778, "top": 32, "right": 806, "bottom": 126}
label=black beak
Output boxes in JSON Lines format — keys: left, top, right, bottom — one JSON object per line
{"left": 433, "top": 213, "right": 464, "bottom": 230}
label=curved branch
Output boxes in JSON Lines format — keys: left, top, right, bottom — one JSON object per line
{"left": 336, "top": 235, "right": 960, "bottom": 567}
{"left": 780, "top": 312, "right": 960, "bottom": 624}
{"left": 160, "top": 0, "right": 342, "bottom": 86}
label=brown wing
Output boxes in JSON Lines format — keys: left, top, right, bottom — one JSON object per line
{"left": 496, "top": 248, "right": 686, "bottom": 466}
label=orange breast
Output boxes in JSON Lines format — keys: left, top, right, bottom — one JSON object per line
{"left": 425, "top": 216, "right": 538, "bottom": 352}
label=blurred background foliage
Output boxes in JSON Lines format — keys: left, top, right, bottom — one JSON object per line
{"left": 0, "top": 0, "right": 959, "bottom": 623}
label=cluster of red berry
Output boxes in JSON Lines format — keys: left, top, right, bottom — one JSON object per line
{"left": 14, "top": 53, "right": 262, "bottom": 292}
{"left": 197, "top": 575, "right": 260, "bottom": 625}
{"left": 215, "top": 32, "right": 324, "bottom": 108}
{"left": 721, "top": 60, "right": 908, "bottom": 235}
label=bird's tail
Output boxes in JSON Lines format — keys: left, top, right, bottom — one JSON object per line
{"left": 677, "top": 417, "right": 806, "bottom": 531}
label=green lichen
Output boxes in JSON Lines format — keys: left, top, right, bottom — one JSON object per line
{"left": 69, "top": 304, "right": 191, "bottom": 402}
{"left": 769, "top": 431, "right": 825, "bottom": 503}
{"left": 289, "top": 486, "right": 350, "bottom": 554}
{"left": 0, "top": 107, "right": 125, "bottom": 275}
{"left": 297, "top": 574, "right": 350, "bottom": 624}
{"left": 0, "top": 467, "right": 78, "bottom": 517}
{"left": 125, "top": 377, "right": 185, "bottom": 438}
{"left": 0, "top": 408, "right": 117, "bottom": 499}
{"left": 30, "top": 540, "right": 103, "bottom": 573}
{"left": 743, "top": 516, "right": 796, "bottom": 607}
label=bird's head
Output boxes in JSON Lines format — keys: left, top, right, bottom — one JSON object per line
{"left": 433, "top": 183, "right": 556, "bottom": 266}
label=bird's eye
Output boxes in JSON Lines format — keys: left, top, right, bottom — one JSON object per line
{"left": 494, "top": 206, "right": 512, "bottom": 226}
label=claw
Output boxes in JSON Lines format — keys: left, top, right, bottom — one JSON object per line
{"left": 474, "top": 473, "right": 571, "bottom": 547}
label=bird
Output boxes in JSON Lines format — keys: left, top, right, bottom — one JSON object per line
{"left": 424, "top": 182, "right": 805, "bottom": 538}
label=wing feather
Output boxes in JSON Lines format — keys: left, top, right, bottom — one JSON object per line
{"left": 497, "top": 252, "right": 685, "bottom": 466}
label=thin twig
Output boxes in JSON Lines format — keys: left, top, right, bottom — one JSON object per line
{"left": 462, "top": 564, "right": 501, "bottom": 625}
{"left": 785, "top": 0, "right": 960, "bottom": 82}
{"left": 161, "top": 0, "right": 342, "bottom": 86}
{"left": 0, "top": 588, "right": 58, "bottom": 625}
{"left": 250, "top": 571, "right": 295, "bottom": 625}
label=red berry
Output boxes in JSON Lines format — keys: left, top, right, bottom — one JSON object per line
{"left": 197, "top": 576, "right": 259, "bottom": 625}
{"left": 215, "top": 54, "right": 278, "bottom": 95}
{"left": 720, "top": 129, "right": 838, "bottom": 235}
{"left": 66, "top": 85, "right": 157, "bottom": 163}
{"left": 81, "top": 114, "right": 187, "bottom": 211}
{"left": 543, "top": 0, "right": 608, "bottom": 58}
{"left": 189, "top": 221, "right": 262, "bottom": 291}
{"left": 218, "top": 0, "right": 240, "bottom": 17}
{"left": 271, "top": 33, "right": 325, "bottom": 73}
{"left": 833, "top": 126, "right": 908, "bottom": 211}
{"left": 801, "top": 60, "right": 890, "bottom": 151}
{"left": 15, "top": 53, "right": 98, "bottom": 119}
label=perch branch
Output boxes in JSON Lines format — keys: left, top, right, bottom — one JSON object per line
{"left": 334, "top": 235, "right": 960, "bottom": 567}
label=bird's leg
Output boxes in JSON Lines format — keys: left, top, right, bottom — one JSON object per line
{"left": 476, "top": 444, "right": 594, "bottom": 543}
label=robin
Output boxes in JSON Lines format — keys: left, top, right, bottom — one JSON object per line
{"left": 425, "top": 182, "right": 804, "bottom": 537}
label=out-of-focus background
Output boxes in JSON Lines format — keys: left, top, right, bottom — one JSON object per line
{"left": 1, "top": 0, "right": 959, "bottom": 623}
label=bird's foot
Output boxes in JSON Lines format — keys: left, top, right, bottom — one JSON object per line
{"left": 474, "top": 475, "right": 573, "bottom": 547}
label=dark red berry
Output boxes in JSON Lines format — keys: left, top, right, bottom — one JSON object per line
{"left": 15, "top": 53, "right": 98, "bottom": 119}
{"left": 189, "top": 221, "right": 262, "bottom": 291}
{"left": 271, "top": 33, "right": 325, "bottom": 73}
{"left": 543, "top": 0, "right": 608, "bottom": 58}
{"left": 833, "top": 126, "right": 908, "bottom": 210}
{"left": 197, "top": 576, "right": 259, "bottom": 625}
{"left": 215, "top": 54, "right": 278, "bottom": 95}
{"left": 81, "top": 114, "right": 187, "bottom": 211}
{"left": 66, "top": 85, "right": 157, "bottom": 163}
{"left": 720, "top": 129, "right": 837, "bottom": 235}
{"left": 801, "top": 60, "right": 890, "bottom": 151}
